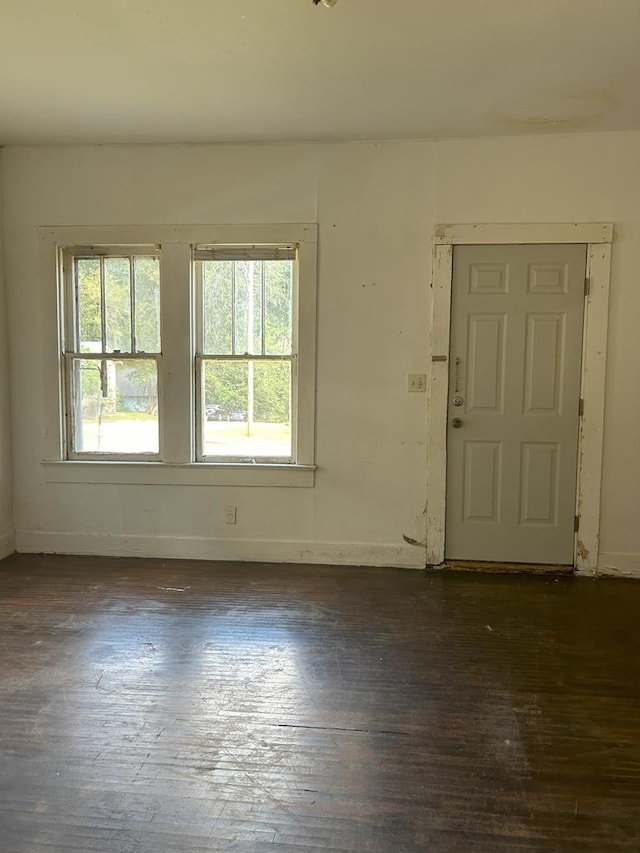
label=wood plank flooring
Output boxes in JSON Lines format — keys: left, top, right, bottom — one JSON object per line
{"left": 0, "top": 554, "right": 638, "bottom": 852}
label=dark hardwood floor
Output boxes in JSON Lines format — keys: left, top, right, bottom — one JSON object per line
{"left": 0, "top": 554, "right": 638, "bottom": 852}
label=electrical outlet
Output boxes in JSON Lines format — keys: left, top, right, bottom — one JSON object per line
{"left": 224, "top": 505, "right": 237, "bottom": 525}
{"left": 408, "top": 373, "right": 427, "bottom": 393}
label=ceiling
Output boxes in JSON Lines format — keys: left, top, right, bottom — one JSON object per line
{"left": 1, "top": 0, "right": 639, "bottom": 145}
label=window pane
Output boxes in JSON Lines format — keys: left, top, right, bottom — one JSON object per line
{"left": 76, "top": 258, "right": 102, "bottom": 352}
{"left": 264, "top": 260, "right": 293, "bottom": 355}
{"left": 203, "top": 260, "right": 233, "bottom": 354}
{"left": 252, "top": 262, "right": 264, "bottom": 355}
{"left": 233, "top": 261, "right": 250, "bottom": 355}
{"left": 202, "top": 360, "right": 291, "bottom": 459}
{"left": 104, "top": 258, "right": 132, "bottom": 352}
{"left": 201, "top": 259, "right": 291, "bottom": 357}
{"left": 134, "top": 257, "right": 160, "bottom": 353}
{"left": 71, "top": 358, "right": 159, "bottom": 455}
{"left": 253, "top": 361, "right": 291, "bottom": 425}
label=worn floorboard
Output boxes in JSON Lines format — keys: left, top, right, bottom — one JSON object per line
{"left": 436, "top": 560, "right": 575, "bottom": 574}
{"left": 0, "top": 554, "right": 638, "bottom": 852}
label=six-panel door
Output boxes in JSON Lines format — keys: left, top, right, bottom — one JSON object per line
{"left": 445, "top": 244, "right": 587, "bottom": 564}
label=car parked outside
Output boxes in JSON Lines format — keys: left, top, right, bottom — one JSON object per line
{"left": 205, "top": 404, "right": 226, "bottom": 421}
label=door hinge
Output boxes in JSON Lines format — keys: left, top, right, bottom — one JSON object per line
{"left": 579, "top": 398, "right": 585, "bottom": 417}
{"left": 574, "top": 515, "right": 580, "bottom": 533}
{"left": 584, "top": 277, "right": 591, "bottom": 297}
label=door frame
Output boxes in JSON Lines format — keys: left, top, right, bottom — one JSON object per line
{"left": 426, "top": 223, "right": 613, "bottom": 575}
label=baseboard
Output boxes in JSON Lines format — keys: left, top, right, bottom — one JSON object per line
{"left": 597, "top": 552, "right": 640, "bottom": 579}
{"left": 14, "top": 530, "right": 425, "bottom": 570}
{"left": 14, "top": 531, "right": 640, "bottom": 577}
{"left": 0, "top": 527, "right": 15, "bottom": 560}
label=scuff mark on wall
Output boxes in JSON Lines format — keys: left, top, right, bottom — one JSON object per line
{"left": 577, "top": 540, "right": 589, "bottom": 562}
{"left": 403, "top": 534, "right": 426, "bottom": 548}
{"left": 402, "top": 504, "right": 429, "bottom": 548}
{"left": 434, "top": 225, "right": 453, "bottom": 242}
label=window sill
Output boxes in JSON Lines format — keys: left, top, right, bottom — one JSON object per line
{"left": 42, "top": 461, "right": 316, "bottom": 488}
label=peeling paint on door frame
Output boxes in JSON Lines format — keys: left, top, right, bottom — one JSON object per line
{"left": 426, "top": 223, "right": 613, "bottom": 577}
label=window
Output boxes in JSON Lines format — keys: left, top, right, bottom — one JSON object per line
{"left": 195, "top": 246, "right": 295, "bottom": 463}
{"left": 63, "top": 247, "right": 161, "bottom": 459}
{"left": 42, "top": 225, "right": 317, "bottom": 486}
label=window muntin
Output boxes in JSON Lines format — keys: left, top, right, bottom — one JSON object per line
{"left": 64, "top": 248, "right": 161, "bottom": 459}
{"left": 195, "top": 246, "right": 296, "bottom": 462}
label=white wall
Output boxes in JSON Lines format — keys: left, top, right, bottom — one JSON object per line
{"left": 2, "top": 133, "right": 640, "bottom": 574}
{"left": 0, "top": 149, "right": 14, "bottom": 558}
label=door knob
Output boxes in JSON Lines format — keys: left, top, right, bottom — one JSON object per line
{"left": 451, "top": 418, "right": 463, "bottom": 429}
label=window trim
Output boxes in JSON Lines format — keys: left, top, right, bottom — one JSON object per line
{"left": 42, "top": 460, "right": 316, "bottom": 488}
{"left": 39, "top": 224, "right": 318, "bottom": 486}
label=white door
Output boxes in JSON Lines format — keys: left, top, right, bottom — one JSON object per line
{"left": 445, "top": 244, "right": 586, "bottom": 565}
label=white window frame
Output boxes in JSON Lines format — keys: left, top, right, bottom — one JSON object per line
{"left": 39, "top": 224, "right": 318, "bottom": 488}
{"left": 62, "top": 244, "right": 163, "bottom": 462}
{"left": 426, "top": 223, "right": 613, "bottom": 576}
{"left": 193, "top": 244, "right": 299, "bottom": 465}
